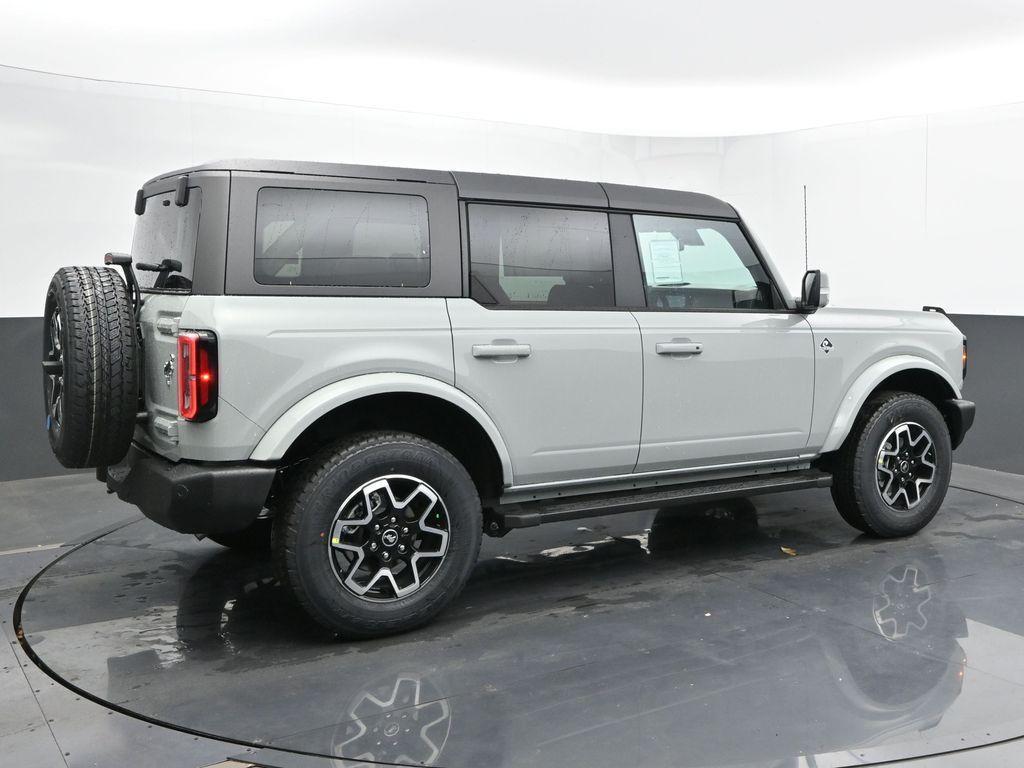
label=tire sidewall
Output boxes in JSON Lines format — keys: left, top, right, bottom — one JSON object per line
{"left": 289, "top": 438, "right": 481, "bottom": 634}
{"left": 854, "top": 395, "right": 952, "bottom": 536}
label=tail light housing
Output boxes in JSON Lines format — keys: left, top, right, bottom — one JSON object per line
{"left": 177, "top": 330, "right": 218, "bottom": 422}
{"left": 962, "top": 337, "right": 968, "bottom": 382}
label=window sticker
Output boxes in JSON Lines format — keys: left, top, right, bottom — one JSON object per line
{"left": 647, "top": 236, "right": 685, "bottom": 285}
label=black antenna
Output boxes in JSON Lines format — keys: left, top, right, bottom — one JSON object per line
{"left": 803, "top": 184, "right": 809, "bottom": 271}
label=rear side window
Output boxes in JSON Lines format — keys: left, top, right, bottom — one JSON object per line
{"left": 468, "top": 204, "right": 613, "bottom": 309}
{"left": 132, "top": 189, "right": 202, "bottom": 292}
{"left": 633, "top": 215, "right": 775, "bottom": 310}
{"left": 254, "top": 188, "right": 430, "bottom": 287}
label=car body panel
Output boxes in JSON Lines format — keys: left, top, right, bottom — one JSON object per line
{"left": 818, "top": 355, "right": 962, "bottom": 454}
{"left": 631, "top": 311, "right": 815, "bottom": 471}
{"left": 804, "top": 308, "right": 964, "bottom": 453}
{"left": 176, "top": 295, "right": 455, "bottom": 453}
{"left": 248, "top": 372, "right": 515, "bottom": 484}
{"left": 134, "top": 293, "right": 268, "bottom": 462}
{"left": 447, "top": 298, "right": 643, "bottom": 486}
{"left": 135, "top": 293, "right": 190, "bottom": 459}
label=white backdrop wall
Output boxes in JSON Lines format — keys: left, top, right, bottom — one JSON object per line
{"left": 1, "top": 65, "right": 1022, "bottom": 317}
{"left": 717, "top": 109, "right": 1024, "bottom": 314}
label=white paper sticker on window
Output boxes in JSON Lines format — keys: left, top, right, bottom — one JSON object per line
{"left": 648, "top": 237, "right": 684, "bottom": 285}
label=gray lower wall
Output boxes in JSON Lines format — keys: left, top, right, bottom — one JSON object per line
{"left": 1, "top": 316, "right": 84, "bottom": 481}
{"left": 948, "top": 314, "right": 1024, "bottom": 475}
{"left": 0, "top": 313, "right": 1020, "bottom": 482}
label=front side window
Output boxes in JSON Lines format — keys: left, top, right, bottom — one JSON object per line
{"left": 468, "top": 204, "right": 613, "bottom": 309}
{"left": 633, "top": 215, "right": 775, "bottom": 310}
{"left": 131, "top": 188, "right": 202, "bottom": 292}
{"left": 254, "top": 188, "right": 430, "bottom": 287}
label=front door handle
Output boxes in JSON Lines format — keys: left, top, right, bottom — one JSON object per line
{"left": 656, "top": 341, "right": 703, "bottom": 356}
{"left": 472, "top": 343, "right": 532, "bottom": 360}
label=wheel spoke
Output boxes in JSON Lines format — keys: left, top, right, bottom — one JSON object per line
{"left": 45, "top": 309, "right": 65, "bottom": 428}
{"left": 875, "top": 421, "right": 937, "bottom": 511}
{"left": 328, "top": 475, "right": 450, "bottom": 602}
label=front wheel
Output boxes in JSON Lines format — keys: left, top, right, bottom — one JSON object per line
{"left": 273, "top": 432, "right": 482, "bottom": 638}
{"left": 831, "top": 392, "right": 952, "bottom": 538}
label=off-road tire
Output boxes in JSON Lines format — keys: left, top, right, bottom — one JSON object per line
{"left": 43, "top": 267, "right": 138, "bottom": 468}
{"left": 831, "top": 392, "right": 952, "bottom": 538}
{"left": 273, "top": 431, "right": 482, "bottom": 638}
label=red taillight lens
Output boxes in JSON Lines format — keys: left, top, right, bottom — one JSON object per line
{"left": 177, "top": 330, "right": 218, "bottom": 422}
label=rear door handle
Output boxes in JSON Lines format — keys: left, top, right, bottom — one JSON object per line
{"left": 656, "top": 341, "right": 703, "bottom": 356}
{"left": 472, "top": 343, "right": 532, "bottom": 360}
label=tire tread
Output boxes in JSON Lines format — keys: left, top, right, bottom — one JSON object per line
{"left": 45, "top": 266, "right": 137, "bottom": 468}
{"left": 273, "top": 430, "right": 481, "bottom": 637}
{"left": 831, "top": 391, "right": 949, "bottom": 538}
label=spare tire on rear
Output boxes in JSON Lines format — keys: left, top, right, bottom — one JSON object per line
{"left": 43, "top": 266, "right": 139, "bottom": 468}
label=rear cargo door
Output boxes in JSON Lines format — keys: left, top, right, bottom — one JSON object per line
{"left": 131, "top": 181, "right": 205, "bottom": 459}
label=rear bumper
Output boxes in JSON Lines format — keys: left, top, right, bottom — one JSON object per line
{"left": 941, "top": 399, "right": 976, "bottom": 450}
{"left": 104, "top": 443, "right": 277, "bottom": 535}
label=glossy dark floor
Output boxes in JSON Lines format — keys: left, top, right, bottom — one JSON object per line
{"left": 15, "top": 478, "right": 1024, "bottom": 768}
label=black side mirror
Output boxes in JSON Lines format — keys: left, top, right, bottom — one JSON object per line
{"left": 799, "top": 269, "right": 830, "bottom": 313}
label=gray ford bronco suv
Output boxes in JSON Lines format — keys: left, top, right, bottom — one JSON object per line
{"left": 42, "top": 159, "right": 975, "bottom": 637}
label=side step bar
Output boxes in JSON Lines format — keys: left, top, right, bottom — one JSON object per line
{"left": 493, "top": 468, "right": 832, "bottom": 529}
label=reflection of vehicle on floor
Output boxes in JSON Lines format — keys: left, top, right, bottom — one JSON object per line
{"left": 103, "top": 499, "right": 966, "bottom": 766}
{"left": 167, "top": 547, "right": 503, "bottom": 767}
{"left": 874, "top": 564, "right": 935, "bottom": 641}
{"left": 614, "top": 505, "right": 966, "bottom": 765}
{"left": 329, "top": 673, "right": 451, "bottom": 767}
{"left": 823, "top": 559, "right": 966, "bottom": 722}
{"left": 480, "top": 503, "right": 970, "bottom": 766}
{"left": 42, "top": 160, "right": 975, "bottom": 636}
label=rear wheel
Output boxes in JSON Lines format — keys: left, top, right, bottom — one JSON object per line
{"left": 831, "top": 392, "right": 952, "bottom": 538}
{"left": 43, "top": 267, "right": 138, "bottom": 468}
{"left": 273, "top": 432, "right": 482, "bottom": 637}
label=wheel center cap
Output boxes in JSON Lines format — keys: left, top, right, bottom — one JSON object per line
{"left": 899, "top": 460, "right": 910, "bottom": 473}
{"left": 381, "top": 528, "right": 399, "bottom": 547}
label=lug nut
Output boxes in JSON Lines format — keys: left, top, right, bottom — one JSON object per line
{"left": 369, "top": 542, "right": 378, "bottom": 552}
{"left": 390, "top": 516, "right": 397, "bottom": 524}
{"left": 401, "top": 527, "right": 408, "bottom": 534}
{"left": 398, "top": 544, "right": 406, "bottom": 554}
{"left": 381, "top": 551, "right": 391, "bottom": 562}
{"left": 374, "top": 524, "right": 380, "bottom": 532}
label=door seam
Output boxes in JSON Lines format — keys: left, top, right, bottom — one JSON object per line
{"left": 630, "top": 310, "right": 644, "bottom": 473}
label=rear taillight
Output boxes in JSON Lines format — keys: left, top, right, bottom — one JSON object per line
{"left": 962, "top": 337, "right": 968, "bottom": 382}
{"left": 177, "top": 330, "right": 218, "bottom": 422}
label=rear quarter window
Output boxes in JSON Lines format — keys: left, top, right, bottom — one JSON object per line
{"left": 254, "top": 188, "right": 430, "bottom": 287}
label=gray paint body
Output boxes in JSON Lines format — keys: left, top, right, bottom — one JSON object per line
{"left": 133, "top": 160, "right": 966, "bottom": 499}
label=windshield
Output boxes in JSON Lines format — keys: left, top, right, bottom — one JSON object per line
{"left": 131, "top": 188, "right": 202, "bottom": 291}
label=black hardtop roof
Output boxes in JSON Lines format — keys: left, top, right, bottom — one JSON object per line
{"left": 147, "top": 159, "right": 737, "bottom": 219}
